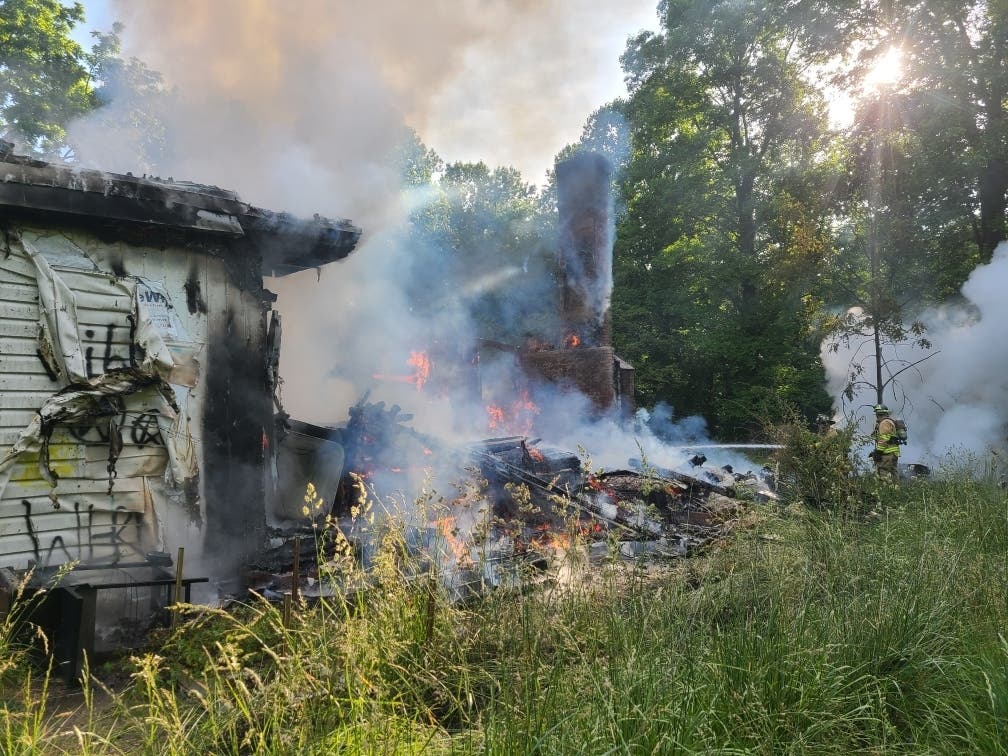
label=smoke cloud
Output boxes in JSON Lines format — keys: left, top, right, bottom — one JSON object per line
{"left": 64, "top": 0, "right": 657, "bottom": 435}
{"left": 64, "top": 2, "right": 769, "bottom": 528}
{"left": 69, "top": 0, "right": 655, "bottom": 216}
{"left": 821, "top": 241, "right": 1008, "bottom": 471}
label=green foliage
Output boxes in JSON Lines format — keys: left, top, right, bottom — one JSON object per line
{"left": 405, "top": 153, "right": 559, "bottom": 342}
{"left": 0, "top": 0, "right": 94, "bottom": 151}
{"left": 847, "top": 1, "right": 1008, "bottom": 264}
{"left": 73, "top": 22, "right": 168, "bottom": 170}
{"left": 612, "top": 0, "right": 845, "bottom": 434}
{"left": 2, "top": 479, "right": 1008, "bottom": 752}
{"left": 770, "top": 415, "right": 875, "bottom": 515}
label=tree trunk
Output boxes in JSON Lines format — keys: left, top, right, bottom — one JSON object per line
{"left": 977, "top": 156, "right": 1007, "bottom": 260}
{"left": 736, "top": 171, "right": 758, "bottom": 325}
{"left": 977, "top": 55, "right": 1007, "bottom": 260}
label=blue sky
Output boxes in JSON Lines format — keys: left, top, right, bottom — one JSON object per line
{"left": 70, "top": 0, "right": 114, "bottom": 48}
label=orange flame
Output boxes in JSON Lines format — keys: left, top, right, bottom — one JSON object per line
{"left": 562, "top": 333, "right": 581, "bottom": 348}
{"left": 371, "top": 350, "right": 432, "bottom": 391}
{"left": 408, "top": 350, "right": 431, "bottom": 391}
{"left": 529, "top": 520, "right": 606, "bottom": 551}
{"left": 433, "top": 516, "right": 470, "bottom": 565}
{"left": 486, "top": 389, "right": 540, "bottom": 435}
{"left": 486, "top": 404, "right": 505, "bottom": 430}
{"left": 528, "top": 447, "right": 545, "bottom": 463}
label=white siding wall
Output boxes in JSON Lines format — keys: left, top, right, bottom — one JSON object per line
{"left": 0, "top": 226, "right": 264, "bottom": 572}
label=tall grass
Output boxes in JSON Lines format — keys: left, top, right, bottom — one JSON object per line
{"left": 3, "top": 473, "right": 1007, "bottom": 754}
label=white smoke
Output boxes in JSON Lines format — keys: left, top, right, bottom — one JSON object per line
{"left": 821, "top": 241, "right": 1008, "bottom": 471}
{"left": 69, "top": 0, "right": 655, "bottom": 216}
{"left": 64, "top": 0, "right": 656, "bottom": 430}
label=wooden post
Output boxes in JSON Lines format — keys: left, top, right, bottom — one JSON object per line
{"left": 291, "top": 536, "right": 301, "bottom": 606}
{"left": 171, "top": 546, "right": 184, "bottom": 631}
{"left": 282, "top": 593, "right": 292, "bottom": 630}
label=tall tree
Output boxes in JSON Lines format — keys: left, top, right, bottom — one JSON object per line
{"left": 0, "top": 0, "right": 94, "bottom": 152}
{"left": 72, "top": 23, "right": 167, "bottom": 170}
{"left": 613, "top": 0, "right": 850, "bottom": 433}
{"left": 852, "top": 2, "right": 1008, "bottom": 265}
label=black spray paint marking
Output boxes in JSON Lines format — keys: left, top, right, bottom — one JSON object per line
{"left": 68, "top": 412, "right": 164, "bottom": 447}
{"left": 84, "top": 324, "right": 137, "bottom": 378}
{"left": 21, "top": 499, "right": 143, "bottom": 565}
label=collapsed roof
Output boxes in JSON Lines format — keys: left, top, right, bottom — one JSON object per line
{"left": 0, "top": 140, "right": 361, "bottom": 276}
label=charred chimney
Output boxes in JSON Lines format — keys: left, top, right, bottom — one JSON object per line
{"left": 555, "top": 152, "right": 613, "bottom": 347}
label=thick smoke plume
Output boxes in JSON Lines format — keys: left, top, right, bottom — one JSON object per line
{"left": 66, "top": 0, "right": 655, "bottom": 435}
{"left": 822, "top": 241, "right": 1008, "bottom": 471}
{"left": 64, "top": 1, "right": 765, "bottom": 524}
{"left": 69, "top": 0, "right": 653, "bottom": 211}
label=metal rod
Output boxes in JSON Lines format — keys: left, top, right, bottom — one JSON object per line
{"left": 170, "top": 546, "right": 184, "bottom": 631}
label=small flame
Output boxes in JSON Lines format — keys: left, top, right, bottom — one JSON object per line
{"left": 486, "top": 405, "right": 505, "bottom": 429}
{"left": 371, "top": 350, "right": 432, "bottom": 391}
{"left": 486, "top": 390, "right": 539, "bottom": 435}
{"left": 433, "top": 516, "right": 470, "bottom": 565}
{"left": 408, "top": 350, "right": 431, "bottom": 391}
{"left": 562, "top": 333, "right": 581, "bottom": 348}
{"left": 528, "top": 521, "right": 605, "bottom": 551}
{"left": 528, "top": 447, "right": 545, "bottom": 463}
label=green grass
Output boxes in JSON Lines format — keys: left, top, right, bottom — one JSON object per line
{"left": 2, "top": 474, "right": 1007, "bottom": 754}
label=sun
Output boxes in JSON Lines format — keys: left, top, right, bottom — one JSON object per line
{"left": 862, "top": 46, "right": 904, "bottom": 94}
{"left": 825, "top": 45, "right": 905, "bottom": 128}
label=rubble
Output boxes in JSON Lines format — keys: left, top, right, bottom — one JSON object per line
{"left": 250, "top": 396, "right": 767, "bottom": 605}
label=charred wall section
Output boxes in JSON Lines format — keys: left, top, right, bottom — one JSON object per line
{"left": 201, "top": 254, "right": 272, "bottom": 581}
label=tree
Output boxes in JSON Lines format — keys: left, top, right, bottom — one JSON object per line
{"left": 612, "top": 0, "right": 851, "bottom": 434}
{"left": 824, "top": 88, "right": 937, "bottom": 413}
{"left": 849, "top": 2, "right": 1008, "bottom": 267}
{"left": 68, "top": 23, "right": 168, "bottom": 170}
{"left": 400, "top": 146, "right": 555, "bottom": 344}
{"left": 0, "top": 0, "right": 95, "bottom": 152}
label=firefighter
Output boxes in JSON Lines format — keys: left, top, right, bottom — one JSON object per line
{"left": 870, "top": 404, "right": 900, "bottom": 481}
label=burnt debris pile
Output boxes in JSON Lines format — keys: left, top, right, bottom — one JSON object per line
{"left": 252, "top": 396, "right": 773, "bottom": 603}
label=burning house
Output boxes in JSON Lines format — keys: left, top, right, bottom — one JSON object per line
{"left": 0, "top": 141, "right": 359, "bottom": 670}
{"left": 0, "top": 139, "right": 766, "bottom": 678}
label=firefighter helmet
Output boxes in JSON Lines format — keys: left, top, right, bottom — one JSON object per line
{"left": 873, "top": 404, "right": 890, "bottom": 415}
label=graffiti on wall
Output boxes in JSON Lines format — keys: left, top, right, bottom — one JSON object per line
{"left": 20, "top": 498, "right": 146, "bottom": 566}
